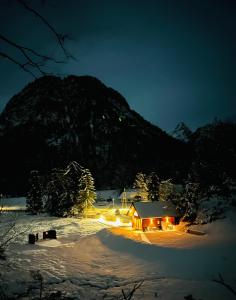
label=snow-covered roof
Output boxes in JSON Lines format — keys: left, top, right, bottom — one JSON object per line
{"left": 119, "top": 189, "right": 139, "bottom": 199}
{"left": 96, "top": 189, "right": 120, "bottom": 200}
{"left": 131, "top": 201, "right": 178, "bottom": 218}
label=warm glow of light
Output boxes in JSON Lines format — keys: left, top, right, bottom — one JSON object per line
{"left": 99, "top": 215, "right": 104, "bottom": 222}
{"left": 98, "top": 213, "right": 131, "bottom": 228}
{"left": 115, "top": 217, "right": 121, "bottom": 226}
{"left": 134, "top": 211, "right": 138, "bottom": 217}
{"left": 150, "top": 218, "right": 153, "bottom": 225}
{"left": 166, "top": 216, "right": 169, "bottom": 223}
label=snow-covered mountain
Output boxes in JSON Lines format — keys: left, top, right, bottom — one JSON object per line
{"left": 171, "top": 122, "right": 192, "bottom": 142}
{"left": 0, "top": 75, "right": 188, "bottom": 194}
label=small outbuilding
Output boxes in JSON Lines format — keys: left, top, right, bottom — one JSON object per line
{"left": 127, "top": 201, "right": 178, "bottom": 231}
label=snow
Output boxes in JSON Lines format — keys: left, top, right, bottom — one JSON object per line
{"left": 0, "top": 207, "right": 236, "bottom": 299}
{"left": 119, "top": 188, "right": 139, "bottom": 200}
{"left": 1, "top": 197, "right": 26, "bottom": 211}
{"left": 132, "top": 201, "right": 178, "bottom": 218}
{"left": 96, "top": 189, "right": 120, "bottom": 201}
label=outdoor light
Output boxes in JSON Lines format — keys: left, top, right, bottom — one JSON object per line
{"left": 99, "top": 215, "right": 104, "bottom": 222}
{"left": 115, "top": 217, "right": 121, "bottom": 226}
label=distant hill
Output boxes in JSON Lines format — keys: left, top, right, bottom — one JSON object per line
{"left": 171, "top": 122, "right": 192, "bottom": 143}
{"left": 0, "top": 75, "right": 188, "bottom": 195}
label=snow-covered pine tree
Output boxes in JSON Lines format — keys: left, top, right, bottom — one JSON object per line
{"left": 159, "top": 179, "right": 173, "bottom": 201}
{"left": 147, "top": 172, "right": 160, "bottom": 201}
{"left": 44, "top": 168, "right": 66, "bottom": 216}
{"left": 26, "top": 170, "right": 43, "bottom": 214}
{"left": 62, "top": 161, "right": 84, "bottom": 216}
{"left": 133, "top": 172, "right": 148, "bottom": 201}
{"left": 75, "top": 169, "right": 96, "bottom": 215}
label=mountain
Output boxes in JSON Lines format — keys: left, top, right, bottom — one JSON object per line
{"left": 171, "top": 122, "right": 192, "bottom": 143}
{"left": 0, "top": 75, "right": 189, "bottom": 195}
{"left": 189, "top": 120, "right": 236, "bottom": 187}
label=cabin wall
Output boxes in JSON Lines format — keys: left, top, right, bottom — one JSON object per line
{"left": 132, "top": 217, "right": 142, "bottom": 230}
{"left": 142, "top": 218, "right": 161, "bottom": 230}
{"left": 162, "top": 216, "right": 175, "bottom": 224}
{"left": 161, "top": 216, "right": 175, "bottom": 230}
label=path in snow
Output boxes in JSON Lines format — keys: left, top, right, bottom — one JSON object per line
{"left": 140, "top": 232, "right": 151, "bottom": 244}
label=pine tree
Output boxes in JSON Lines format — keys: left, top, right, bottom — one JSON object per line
{"left": 44, "top": 162, "right": 96, "bottom": 217}
{"left": 45, "top": 168, "right": 66, "bottom": 217}
{"left": 62, "top": 161, "right": 84, "bottom": 216}
{"left": 45, "top": 162, "right": 84, "bottom": 217}
{"left": 75, "top": 169, "right": 96, "bottom": 215}
{"left": 147, "top": 172, "right": 160, "bottom": 201}
{"left": 26, "top": 170, "right": 43, "bottom": 214}
{"left": 159, "top": 179, "right": 173, "bottom": 201}
{"left": 177, "top": 182, "right": 201, "bottom": 222}
{"left": 133, "top": 172, "right": 148, "bottom": 201}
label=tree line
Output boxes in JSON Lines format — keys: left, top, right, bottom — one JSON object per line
{"left": 133, "top": 170, "right": 235, "bottom": 224}
{"left": 26, "top": 161, "right": 96, "bottom": 217}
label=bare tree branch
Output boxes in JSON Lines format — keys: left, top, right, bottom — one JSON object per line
{"left": 0, "top": 0, "right": 74, "bottom": 77}
{"left": 17, "top": 0, "right": 74, "bottom": 59}
{"left": 213, "top": 273, "right": 236, "bottom": 297}
{"left": 121, "top": 281, "right": 144, "bottom": 300}
{"left": 0, "top": 51, "right": 37, "bottom": 78}
{"left": 0, "top": 34, "right": 65, "bottom": 64}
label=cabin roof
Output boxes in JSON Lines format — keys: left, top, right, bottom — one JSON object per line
{"left": 131, "top": 201, "right": 178, "bottom": 218}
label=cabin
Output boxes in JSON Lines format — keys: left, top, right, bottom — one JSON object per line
{"left": 127, "top": 201, "right": 178, "bottom": 231}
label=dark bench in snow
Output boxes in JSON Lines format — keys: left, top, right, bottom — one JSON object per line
{"left": 28, "top": 233, "right": 38, "bottom": 244}
{"left": 187, "top": 229, "right": 206, "bottom": 236}
{"left": 28, "top": 230, "right": 56, "bottom": 244}
{"left": 43, "top": 230, "right": 57, "bottom": 239}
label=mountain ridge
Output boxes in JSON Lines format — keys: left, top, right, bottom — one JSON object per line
{"left": 0, "top": 75, "right": 188, "bottom": 194}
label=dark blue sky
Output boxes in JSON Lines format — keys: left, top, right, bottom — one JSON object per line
{"left": 0, "top": 0, "right": 235, "bottom": 131}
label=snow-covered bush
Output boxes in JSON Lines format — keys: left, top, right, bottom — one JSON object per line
{"left": 194, "top": 197, "right": 230, "bottom": 224}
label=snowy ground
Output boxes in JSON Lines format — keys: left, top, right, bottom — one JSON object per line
{"left": 0, "top": 210, "right": 236, "bottom": 299}
{"left": 1, "top": 197, "right": 26, "bottom": 211}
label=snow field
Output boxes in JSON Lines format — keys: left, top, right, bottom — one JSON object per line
{"left": 0, "top": 210, "right": 236, "bottom": 299}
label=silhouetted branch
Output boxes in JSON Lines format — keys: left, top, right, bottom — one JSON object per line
{"left": 0, "top": 0, "right": 74, "bottom": 77}
{"left": 0, "top": 34, "right": 65, "bottom": 64}
{"left": 0, "top": 212, "right": 31, "bottom": 260}
{"left": 121, "top": 281, "right": 144, "bottom": 300}
{"left": 17, "top": 0, "right": 74, "bottom": 59}
{"left": 0, "top": 51, "right": 37, "bottom": 78}
{"left": 213, "top": 273, "right": 236, "bottom": 297}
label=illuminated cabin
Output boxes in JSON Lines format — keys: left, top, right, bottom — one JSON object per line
{"left": 127, "top": 202, "right": 178, "bottom": 231}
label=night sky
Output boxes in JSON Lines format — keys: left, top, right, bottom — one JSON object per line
{"left": 0, "top": 0, "right": 235, "bottom": 132}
